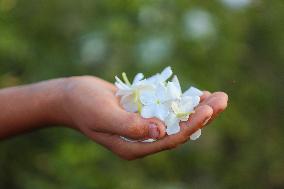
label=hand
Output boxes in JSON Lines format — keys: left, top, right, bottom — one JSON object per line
{"left": 58, "top": 76, "right": 167, "bottom": 140}
{"left": 57, "top": 76, "right": 228, "bottom": 160}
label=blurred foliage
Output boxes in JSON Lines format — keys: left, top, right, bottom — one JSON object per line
{"left": 0, "top": 0, "right": 283, "bottom": 188}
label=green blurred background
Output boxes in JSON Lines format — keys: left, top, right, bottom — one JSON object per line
{"left": 0, "top": 0, "right": 283, "bottom": 188}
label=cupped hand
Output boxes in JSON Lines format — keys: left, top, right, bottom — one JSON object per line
{"left": 60, "top": 76, "right": 166, "bottom": 140}
{"left": 59, "top": 76, "right": 228, "bottom": 160}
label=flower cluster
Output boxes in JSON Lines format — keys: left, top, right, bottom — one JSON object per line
{"left": 115, "top": 67, "right": 203, "bottom": 141}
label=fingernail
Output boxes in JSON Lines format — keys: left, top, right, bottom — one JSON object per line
{"left": 202, "top": 116, "right": 211, "bottom": 126}
{"left": 149, "top": 123, "right": 160, "bottom": 139}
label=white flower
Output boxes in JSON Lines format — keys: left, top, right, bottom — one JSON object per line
{"left": 140, "top": 84, "right": 171, "bottom": 120}
{"left": 115, "top": 67, "right": 173, "bottom": 113}
{"left": 115, "top": 66, "right": 204, "bottom": 141}
{"left": 165, "top": 95, "right": 200, "bottom": 135}
{"left": 172, "top": 96, "right": 200, "bottom": 121}
{"left": 164, "top": 76, "right": 203, "bottom": 139}
{"left": 115, "top": 72, "right": 153, "bottom": 113}
{"left": 145, "top": 66, "right": 173, "bottom": 85}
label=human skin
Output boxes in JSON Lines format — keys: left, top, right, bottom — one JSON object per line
{"left": 0, "top": 76, "right": 228, "bottom": 160}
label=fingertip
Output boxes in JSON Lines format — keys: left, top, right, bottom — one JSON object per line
{"left": 213, "top": 91, "right": 228, "bottom": 102}
{"left": 207, "top": 95, "right": 228, "bottom": 115}
{"left": 146, "top": 118, "right": 166, "bottom": 139}
{"left": 124, "top": 114, "right": 166, "bottom": 140}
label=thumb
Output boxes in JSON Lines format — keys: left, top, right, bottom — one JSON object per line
{"left": 123, "top": 113, "right": 166, "bottom": 140}
{"left": 97, "top": 105, "right": 166, "bottom": 140}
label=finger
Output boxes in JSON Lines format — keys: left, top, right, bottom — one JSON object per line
{"left": 200, "top": 91, "right": 211, "bottom": 102}
{"left": 199, "top": 92, "right": 228, "bottom": 125}
{"left": 204, "top": 92, "right": 228, "bottom": 115}
{"left": 124, "top": 105, "right": 213, "bottom": 159}
{"left": 199, "top": 91, "right": 228, "bottom": 106}
{"left": 91, "top": 103, "right": 166, "bottom": 140}
{"left": 87, "top": 105, "right": 213, "bottom": 160}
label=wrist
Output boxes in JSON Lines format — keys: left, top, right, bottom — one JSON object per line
{"left": 39, "top": 78, "right": 75, "bottom": 129}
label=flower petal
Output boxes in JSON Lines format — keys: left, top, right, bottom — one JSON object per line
{"left": 136, "top": 83, "right": 155, "bottom": 92}
{"left": 141, "top": 104, "right": 156, "bottom": 118}
{"left": 116, "top": 88, "right": 133, "bottom": 96}
{"left": 160, "top": 66, "right": 173, "bottom": 81}
{"left": 146, "top": 74, "right": 159, "bottom": 85}
{"left": 140, "top": 91, "right": 156, "bottom": 105}
{"left": 155, "top": 84, "right": 169, "bottom": 102}
{"left": 172, "top": 75, "right": 182, "bottom": 94}
{"left": 133, "top": 73, "right": 144, "bottom": 84}
{"left": 120, "top": 95, "right": 138, "bottom": 112}
{"left": 190, "top": 129, "right": 202, "bottom": 140}
{"left": 155, "top": 104, "right": 170, "bottom": 121}
{"left": 165, "top": 113, "right": 180, "bottom": 135}
{"left": 167, "top": 81, "right": 181, "bottom": 100}
{"left": 171, "top": 101, "right": 180, "bottom": 114}
{"left": 180, "top": 96, "right": 200, "bottom": 112}
{"left": 115, "top": 81, "right": 129, "bottom": 91}
{"left": 183, "top": 86, "right": 203, "bottom": 97}
{"left": 191, "top": 96, "right": 200, "bottom": 107}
